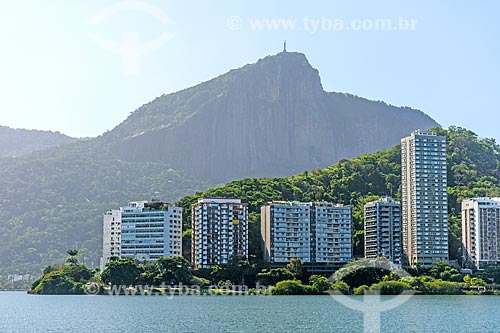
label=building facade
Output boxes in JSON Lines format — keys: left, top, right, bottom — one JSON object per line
{"left": 364, "top": 197, "right": 402, "bottom": 265}
{"left": 462, "top": 198, "right": 500, "bottom": 269}
{"left": 261, "top": 201, "right": 352, "bottom": 265}
{"left": 191, "top": 198, "right": 248, "bottom": 269}
{"left": 100, "top": 201, "right": 182, "bottom": 271}
{"left": 100, "top": 209, "right": 121, "bottom": 272}
{"left": 401, "top": 130, "right": 449, "bottom": 267}
{"left": 261, "top": 201, "right": 312, "bottom": 263}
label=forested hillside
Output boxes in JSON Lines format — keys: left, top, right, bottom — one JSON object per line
{"left": 178, "top": 127, "right": 500, "bottom": 261}
{"left": 0, "top": 141, "right": 207, "bottom": 283}
{"left": 0, "top": 125, "right": 77, "bottom": 157}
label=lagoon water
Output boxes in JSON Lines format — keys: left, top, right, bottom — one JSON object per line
{"left": 1, "top": 292, "right": 499, "bottom": 332}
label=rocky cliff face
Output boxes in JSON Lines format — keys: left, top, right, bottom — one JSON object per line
{"left": 107, "top": 52, "right": 437, "bottom": 182}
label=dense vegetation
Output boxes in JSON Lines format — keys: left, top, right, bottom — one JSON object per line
{"left": 178, "top": 127, "right": 500, "bottom": 263}
{"left": 0, "top": 125, "right": 77, "bottom": 158}
{"left": 30, "top": 250, "right": 96, "bottom": 294}
{"left": 0, "top": 141, "right": 207, "bottom": 288}
{"left": 32, "top": 254, "right": 495, "bottom": 296}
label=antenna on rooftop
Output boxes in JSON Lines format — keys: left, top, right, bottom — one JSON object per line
{"left": 283, "top": 40, "right": 287, "bottom": 52}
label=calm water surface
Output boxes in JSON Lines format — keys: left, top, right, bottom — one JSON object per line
{"left": 1, "top": 291, "right": 499, "bottom": 332}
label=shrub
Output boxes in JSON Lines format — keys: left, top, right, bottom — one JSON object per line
{"left": 257, "top": 268, "right": 295, "bottom": 286}
{"left": 370, "top": 281, "right": 412, "bottom": 295}
{"left": 191, "top": 276, "right": 211, "bottom": 287}
{"left": 272, "top": 280, "right": 317, "bottom": 295}
{"left": 33, "top": 271, "right": 83, "bottom": 295}
{"left": 330, "top": 281, "right": 350, "bottom": 294}
{"left": 354, "top": 285, "right": 370, "bottom": 295}
{"left": 309, "top": 275, "right": 332, "bottom": 292}
{"left": 422, "top": 280, "right": 463, "bottom": 295}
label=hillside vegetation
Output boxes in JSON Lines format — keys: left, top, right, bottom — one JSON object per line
{"left": 0, "top": 125, "right": 77, "bottom": 157}
{"left": 178, "top": 127, "right": 500, "bottom": 261}
{"left": 0, "top": 141, "right": 207, "bottom": 285}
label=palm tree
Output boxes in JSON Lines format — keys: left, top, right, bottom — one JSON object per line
{"left": 66, "top": 249, "right": 79, "bottom": 266}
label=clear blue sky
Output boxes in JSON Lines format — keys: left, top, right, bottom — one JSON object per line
{"left": 0, "top": 0, "right": 498, "bottom": 141}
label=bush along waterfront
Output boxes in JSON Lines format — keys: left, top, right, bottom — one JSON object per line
{"left": 30, "top": 253, "right": 500, "bottom": 296}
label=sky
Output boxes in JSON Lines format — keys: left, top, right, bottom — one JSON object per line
{"left": 0, "top": 0, "right": 498, "bottom": 140}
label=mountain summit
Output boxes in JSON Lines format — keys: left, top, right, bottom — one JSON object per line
{"left": 106, "top": 51, "right": 437, "bottom": 181}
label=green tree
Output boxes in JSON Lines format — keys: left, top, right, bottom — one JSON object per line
{"left": 191, "top": 276, "right": 211, "bottom": 287}
{"left": 428, "top": 262, "right": 462, "bottom": 282}
{"left": 422, "top": 280, "right": 463, "bottom": 295}
{"left": 33, "top": 271, "right": 83, "bottom": 295}
{"left": 354, "top": 285, "right": 370, "bottom": 295}
{"left": 333, "top": 259, "right": 390, "bottom": 288}
{"left": 330, "top": 281, "right": 350, "bottom": 294}
{"left": 272, "top": 280, "right": 316, "bottom": 295}
{"left": 257, "top": 268, "right": 295, "bottom": 286}
{"left": 100, "top": 258, "right": 141, "bottom": 286}
{"left": 287, "top": 258, "right": 303, "bottom": 279}
{"left": 32, "top": 263, "right": 94, "bottom": 295}
{"left": 154, "top": 257, "right": 192, "bottom": 285}
{"left": 43, "top": 264, "right": 61, "bottom": 275}
{"left": 370, "top": 281, "right": 411, "bottom": 295}
{"left": 309, "top": 275, "right": 331, "bottom": 292}
{"left": 65, "top": 249, "right": 79, "bottom": 266}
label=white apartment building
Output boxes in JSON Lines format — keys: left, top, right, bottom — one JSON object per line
{"left": 100, "top": 201, "right": 182, "bottom": 271}
{"left": 100, "top": 209, "right": 121, "bottom": 272}
{"left": 261, "top": 201, "right": 312, "bottom": 263}
{"left": 462, "top": 198, "right": 500, "bottom": 269}
{"left": 191, "top": 198, "right": 248, "bottom": 269}
{"left": 401, "top": 130, "right": 449, "bottom": 267}
{"left": 261, "top": 201, "right": 352, "bottom": 264}
{"left": 364, "top": 197, "right": 402, "bottom": 265}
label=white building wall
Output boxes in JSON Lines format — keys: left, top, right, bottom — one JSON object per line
{"left": 364, "top": 197, "right": 402, "bottom": 265}
{"left": 100, "top": 209, "right": 121, "bottom": 272}
{"left": 401, "top": 131, "right": 448, "bottom": 267}
{"left": 314, "top": 203, "right": 352, "bottom": 263}
{"left": 270, "top": 202, "right": 312, "bottom": 263}
{"left": 101, "top": 201, "right": 182, "bottom": 269}
{"left": 261, "top": 201, "right": 352, "bottom": 264}
{"left": 462, "top": 198, "right": 500, "bottom": 269}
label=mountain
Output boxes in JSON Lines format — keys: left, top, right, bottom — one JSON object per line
{"left": 0, "top": 125, "right": 77, "bottom": 157}
{"left": 176, "top": 127, "right": 500, "bottom": 264}
{"left": 105, "top": 52, "right": 437, "bottom": 181}
{"left": 0, "top": 51, "right": 439, "bottom": 286}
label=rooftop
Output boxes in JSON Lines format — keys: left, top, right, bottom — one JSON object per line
{"left": 197, "top": 198, "right": 242, "bottom": 204}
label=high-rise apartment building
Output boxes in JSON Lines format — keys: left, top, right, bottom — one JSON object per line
{"left": 364, "top": 197, "right": 402, "bottom": 265}
{"left": 100, "top": 201, "right": 182, "bottom": 271}
{"left": 401, "top": 130, "right": 448, "bottom": 267}
{"left": 100, "top": 209, "right": 122, "bottom": 272}
{"left": 191, "top": 198, "right": 248, "bottom": 269}
{"left": 261, "top": 201, "right": 352, "bottom": 265}
{"left": 462, "top": 198, "right": 500, "bottom": 269}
